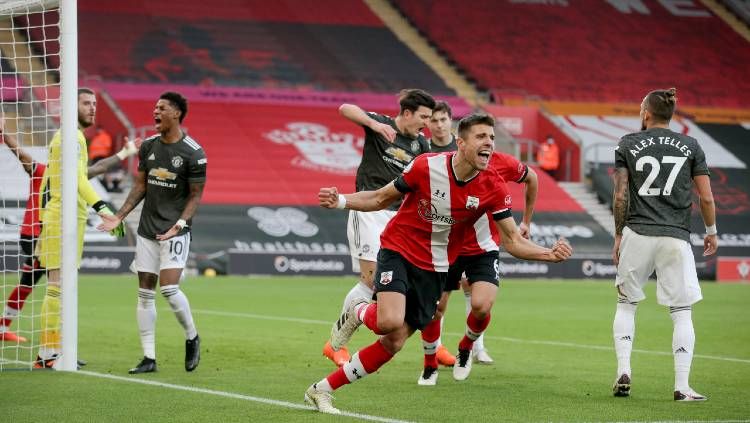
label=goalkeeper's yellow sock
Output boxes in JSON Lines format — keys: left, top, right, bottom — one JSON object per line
{"left": 39, "top": 286, "right": 61, "bottom": 359}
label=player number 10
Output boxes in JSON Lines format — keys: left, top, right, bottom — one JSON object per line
{"left": 635, "top": 155, "right": 687, "bottom": 197}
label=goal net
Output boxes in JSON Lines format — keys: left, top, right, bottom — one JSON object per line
{"left": 0, "top": 0, "right": 74, "bottom": 371}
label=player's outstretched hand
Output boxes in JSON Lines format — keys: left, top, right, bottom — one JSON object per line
{"left": 371, "top": 121, "right": 396, "bottom": 143}
{"left": 156, "top": 224, "right": 181, "bottom": 241}
{"left": 519, "top": 222, "right": 530, "bottom": 239}
{"left": 549, "top": 237, "right": 573, "bottom": 262}
{"left": 703, "top": 234, "right": 718, "bottom": 256}
{"left": 97, "top": 213, "right": 122, "bottom": 232}
{"left": 318, "top": 187, "right": 340, "bottom": 209}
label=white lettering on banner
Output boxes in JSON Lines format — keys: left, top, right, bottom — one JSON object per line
{"left": 582, "top": 260, "right": 618, "bottom": 277}
{"left": 247, "top": 207, "right": 319, "bottom": 238}
{"left": 657, "top": 0, "right": 710, "bottom": 16}
{"left": 529, "top": 223, "right": 594, "bottom": 238}
{"left": 690, "top": 232, "right": 750, "bottom": 247}
{"left": 606, "top": 0, "right": 650, "bottom": 14}
{"left": 80, "top": 257, "right": 122, "bottom": 270}
{"left": 498, "top": 261, "right": 549, "bottom": 275}
{"left": 233, "top": 240, "right": 349, "bottom": 254}
{"left": 495, "top": 117, "right": 524, "bottom": 135}
{"left": 273, "top": 256, "right": 345, "bottom": 273}
{"left": 264, "top": 122, "right": 364, "bottom": 175}
{"left": 606, "top": 0, "right": 709, "bottom": 16}
{"left": 509, "top": 0, "right": 569, "bottom": 5}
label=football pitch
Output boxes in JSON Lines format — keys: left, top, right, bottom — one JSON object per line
{"left": 1, "top": 275, "right": 748, "bottom": 422}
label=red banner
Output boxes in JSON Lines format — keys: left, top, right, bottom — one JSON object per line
{"left": 717, "top": 257, "right": 750, "bottom": 283}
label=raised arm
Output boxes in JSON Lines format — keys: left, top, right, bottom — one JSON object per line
{"left": 319, "top": 181, "right": 402, "bottom": 212}
{"left": 339, "top": 103, "right": 395, "bottom": 142}
{"left": 87, "top": 137, "right": 141, "bottom": 178}
{"left": 495, "top": 216, "right": 571, "bottom": 262}
{"left": 518, "top": 167, "right": 538, "bottom": 238}
{"left": 611, "top": 167, "right": 629, "bottom": 264}
{"left": 693, "top": 174, "right": 717, "bottom": 256}
{"left": 0, "top": 126, "right": 34, "bottom": 175}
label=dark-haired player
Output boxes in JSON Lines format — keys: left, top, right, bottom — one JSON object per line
{"left": 322, "top": 89, "right": 435, "bottom": 367}
{"left": 305, "top": 113, "right": 572, "bottom": 414}
{"left": 99, "top": 91, "right": 206, "bottom": 374}
{"left": 610, "top": 88, "right": 717, "bottom": 401}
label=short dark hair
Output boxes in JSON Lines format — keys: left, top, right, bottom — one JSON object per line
{"left": 432, "top": 100, "right": 452, "bottom": 119}
{"left": 457, "top": 113, "right": 495, "bottom": 139}
{"left": 644, "top": 88, "right": 677, "bottom": 122}
{"left": 398, "top": 89, "right": 436, "bottom": 115}
{"left": 160, "top": 91, "right": 188, "bottom": 123}
{"left": 78, "top": 87, "right": 95, "bottom": 96}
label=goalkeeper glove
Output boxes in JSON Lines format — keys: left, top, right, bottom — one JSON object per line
{"left": 93, "top": 201, "right": 126, "bottom": 238}
{"left": 116, "top": 140, "right": 138, "bottom": 160}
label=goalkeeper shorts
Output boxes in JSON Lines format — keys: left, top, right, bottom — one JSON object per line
{"left": 35, "top": 215, "right": 86, "bottom": 269}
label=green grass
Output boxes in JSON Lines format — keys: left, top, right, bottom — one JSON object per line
{"left": 1, "top": 275, "right": 749, "bottom": 422}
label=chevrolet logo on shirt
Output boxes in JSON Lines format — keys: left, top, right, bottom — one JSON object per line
{"left": 149, "top": 167, "right": 177, "bottom": 180}
{"left": 385, "top": 147, "right": 413, "bottom": 163}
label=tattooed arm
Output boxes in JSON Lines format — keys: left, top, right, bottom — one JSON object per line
{"left": 612, "top": 167, "right": 629, "bottom": 264}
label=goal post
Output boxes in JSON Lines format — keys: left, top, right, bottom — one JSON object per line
{"left": 0, "top": 0, "right": 78, "bottom": 371}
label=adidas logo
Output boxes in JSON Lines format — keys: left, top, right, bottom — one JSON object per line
{"left": 620, "top": 336, "right": 632, "bottom": 341}
{"left": 675, "top": 347, "right": 688, "bottom": 354}
{"left": 148, "top": 153, "right": 156, "bottom": 160}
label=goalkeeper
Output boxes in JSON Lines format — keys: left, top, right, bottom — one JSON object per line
{"left": 32, "top": 88, "right": 137, "bottom": 368}
{"left": 0, "top": 117, "right": 140, "bottom": 345}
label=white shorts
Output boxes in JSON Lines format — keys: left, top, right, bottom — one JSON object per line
{"left": 347, "top": 209, "right": 396, "bottom": 268}
{"left": 615, "top": 226, "right": 702, "bottom": 307}
{"left": 134, "top": 233, "right": 191, "bottom": 274}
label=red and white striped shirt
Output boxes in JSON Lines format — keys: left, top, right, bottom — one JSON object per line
{"left": 461, "top": 152, "right": 525, "bottom": 256}
{"left": 381, "top": 153, "right": 512, "bottom": 272}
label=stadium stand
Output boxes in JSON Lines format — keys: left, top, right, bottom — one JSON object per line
{"left": 392, "top": 0, "right": 750, "bottom": 108}
{"left": 75, "top": 0, "right": 454, "bottom": 95}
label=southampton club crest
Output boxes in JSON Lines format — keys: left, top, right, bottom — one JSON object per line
{"left": 264, "top": 122, "right": 364, "bottom": 175}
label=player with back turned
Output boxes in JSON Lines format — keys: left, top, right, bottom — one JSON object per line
{"left": 610, "top": 88, "right": 717, "bottom": 401}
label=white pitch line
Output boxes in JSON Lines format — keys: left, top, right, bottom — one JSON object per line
{"left": 77, "top": 370, "right": 414, "bottom": 423}
{"left": 192, "top": 309, "right": 750, "bottom": 364}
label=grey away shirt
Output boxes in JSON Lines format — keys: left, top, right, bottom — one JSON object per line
{"left": 615, "top": 127, "right": 709, "bottom": 241}
{"left": 137, "top": 134, "right": 207, "bottom": 239}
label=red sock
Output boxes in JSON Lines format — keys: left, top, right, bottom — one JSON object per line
{"left": 459, "top": 312, "right": 491, "bottom": 351}
{"left": 421, "top": 318, "right": 441, "bottom": 368}
{"left": 360, "top": 303, "right": 386, "bottom": 335}
{"left": 326, "top": 340, "right": 394, "bottom": 390}
{"left": 1, "top": 285, "right": 33, "bottom": 327}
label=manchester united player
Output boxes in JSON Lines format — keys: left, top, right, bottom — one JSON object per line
{"left": 610, "top": 88, "right": 716, "bottom": 401}
{"left": 305, "top": 113, "right": 572, "bottom": 414}
{"left": 99, "top": 92, "right": 205, "bottom": 374}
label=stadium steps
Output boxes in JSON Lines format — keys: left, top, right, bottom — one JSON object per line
{"left": 558, "top": 182, "right": 615, "bottom": 236}
{"left": 362, "top": 0, "right": 483, "bottom": 105}
{"left": 0, "top": 18, "right": 56, "bottom": 89}
{"left": 702, "top": 0, "right": 750, "bottom": 43}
